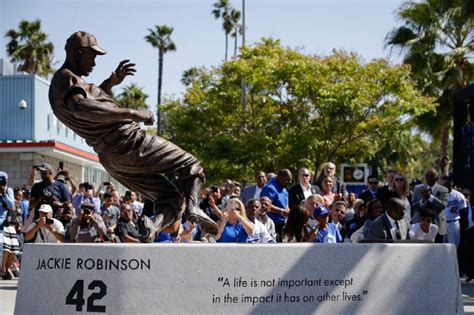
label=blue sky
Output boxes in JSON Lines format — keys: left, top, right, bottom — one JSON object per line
{"left": 1, "top": 0, "right": 405, "bottom": 111}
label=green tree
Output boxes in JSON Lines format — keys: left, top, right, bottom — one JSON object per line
{"left": 5, "top": 19, "right": 55, "bottom": 78}
{"left": 116, "top": 83, "right": 149, "bottom": 110}
{"left": 145, "top": 25, "right": 177, "bottom": 135}
{"left": 386, "top": 0, "right": 474, "bottom": 175}
{"left": 163, "top": 39, "right": 434, "bottom": 183}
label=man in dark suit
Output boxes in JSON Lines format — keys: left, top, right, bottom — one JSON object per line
{"left": 411, "top": 168, "right": 448, "bottom": 242}
{"left": 367, "top": 198, "right": 410, "bottom": 240}
{"left": 359, "top": 174, "right": 379, "bottom": 203}
{"left": 241, "top": 171, "right": 267, "bottom": 206}
{"left": 375, "top": 169, "right": 397, "bottom": 206}
{"left": 288, "top": 168, "right": 320, "bottom": 208}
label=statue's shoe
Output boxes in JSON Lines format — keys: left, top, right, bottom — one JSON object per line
{"left": 186, "top": 207, "right": 218, "bottom": 235}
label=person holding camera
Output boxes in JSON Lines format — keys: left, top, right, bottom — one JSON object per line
{"left": 29, "top": 163, "right": 71, "bottom": 218}
{"left": 215, "top": 198, "right": 255, "bottom": 243}
{"left": 24, "top": 204, "right": 65, "bottom": 243}
{"left": 72, "top": 182, "right": 100, "bottom": 215}
{"left": 69, "top": 202, "right": 107, "bottom": 243}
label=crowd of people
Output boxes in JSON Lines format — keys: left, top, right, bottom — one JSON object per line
{"left": 0, "top": 162, "right": 473, "bottom": 282}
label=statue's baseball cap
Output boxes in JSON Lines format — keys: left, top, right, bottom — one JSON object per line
{"left": 65, "top": 31, "right": 107, "bottom": 55}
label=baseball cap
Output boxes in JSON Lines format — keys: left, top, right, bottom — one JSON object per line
{"left": 56, "top": 175, "right": 66, "bottom": 183}
{"left": 210, "top": 185, "right": 219, "bottom": 193}
{"left": 39, "top": 204, "right": 53, "bottom": 213}
{"left": 313, "top": 205, "right": 329, "bottom": 218}
{"left": 0, "top": 171, "right": 8, "bottom": 180}
{"left": 81, "top": 201, "right": 95, "bottom": 210}
{"left": 65, "top": 31, "right": 107, "bottom": 55}
{"left": 35, "top": 163, "right": 53, "bottom": 173}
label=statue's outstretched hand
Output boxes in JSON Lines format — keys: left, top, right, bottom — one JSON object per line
{"left": 139, "top": 110, "right": 155, "bottom": 126}
{"left": 109, "top": 59, "right": 136, "bottom": 86}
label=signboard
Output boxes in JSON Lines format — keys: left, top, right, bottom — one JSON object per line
{"left": 15, "top": 243, "right": 464, "bottom": 314}
{"left": 341, "top": 163, "right": 369, "bottom": 184}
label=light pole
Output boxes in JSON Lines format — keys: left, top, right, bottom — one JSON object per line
{"left": 241, "top": 0, "right": 247, "bottom": 112}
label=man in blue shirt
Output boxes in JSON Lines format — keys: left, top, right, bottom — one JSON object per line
{"left": 261, "top": 169, "right": 292, "bottom": 242}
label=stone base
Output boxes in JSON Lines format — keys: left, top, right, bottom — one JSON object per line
{"left": 15, "top": 243, "right": 464, "bottom": 314}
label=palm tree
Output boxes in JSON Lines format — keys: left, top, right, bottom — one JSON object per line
{"left": 116, "top": 83, "right": 149, "bottom": 110}
{"left": 386, "top": 0, "right": 474, "bottom": 175}
{"left": 181, "top": 67, "right": 200, "bottom": 87}
{"left": 145, "top": 25, "right": 177, "bottom": 135}
{"left": 5, "top": 19, "right": 55, "bottom": 78}
{"left": 229, "top": 9, "right": 242, "bottom": 58}
{"left": 212, "top": 0, "right": 234, "bottom": 61}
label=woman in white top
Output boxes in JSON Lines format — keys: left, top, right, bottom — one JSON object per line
{"left": 409, "top": 210, "right": 438, "bottom": 242}
{"left": 393, "top": 173, "right": 412, "bottom": 223}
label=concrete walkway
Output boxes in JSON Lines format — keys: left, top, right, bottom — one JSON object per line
{"left": 1, "top": 277, "right": 473, "bottom": 314}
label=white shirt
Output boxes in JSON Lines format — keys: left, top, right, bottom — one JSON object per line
{"left": 257, "top": 216, "right": 276, "bottom": 241}
{"left": 27, "top": 218, "right": 65, "bottom": 243}
{"left": 402, "top": 197, "right": 412, "bottom": 223}
{"left": 409, "top": 223, "right": 438, "bottom": 242}
{"left": 444, "top": 190, "right": 466, "bottom": 221}
{"left": 247, "top": 220, "right": 274, "bottom": 243}
{"left": 254, "top": 186, "right": 263, "bottom": 200}
{"left": 300, "top": 183, "right": 312, "bottom": 200}
{"left": 386, "top": 213, "right": 398, "bottom": 240}
{"left": 131, "top": 201, "right": 144, "bottom": 216}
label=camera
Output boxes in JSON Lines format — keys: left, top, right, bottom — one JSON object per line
{"left": 0, "top": 178, "right": 6, "bottom": 187}
{"left": 36, "top": 218, "right": 54, "bottom": 225}
{"left": 103, "top": 182, "right": 110, "bottom": 186}
{"left": 42, "top": 190, "right": 55, "bottom": 204}
{"left": 83, "top": 182, "right": 92, "bottom": 190}
{"left": 83, "top": 208, "right": 91, "bottom": 215}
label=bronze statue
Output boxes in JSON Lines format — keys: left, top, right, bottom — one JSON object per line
{"left": 48, "top": 31, "right": 217, "bottom": 234}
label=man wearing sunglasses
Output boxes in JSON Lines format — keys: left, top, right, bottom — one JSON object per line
{"left": 359, "top": 174, "right": 379, "bottom": 203}
{"left": 288, "top": 168, "right": 320, "bottom": 208}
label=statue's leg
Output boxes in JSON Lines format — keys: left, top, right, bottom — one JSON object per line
{"left": 142, "top": 199, "right": 182, "bottom": 236}
{"left": 179, "top": 164, "right": 218, "bottom": 235}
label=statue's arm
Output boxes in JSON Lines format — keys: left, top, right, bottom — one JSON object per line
{"left": 67, "top": 93, "right": 154, "bottom": 125}
{"left": 99, "top": 60, "right": 136, "bottom": 95}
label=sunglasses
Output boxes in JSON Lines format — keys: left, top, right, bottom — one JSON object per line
{"left": 369, "top": 181, "right": 378, "bottom": 184}
{"left": 300, "top": 174, "right": 310, "bottom": 177}
{"left": 394, "top": 178, "right": 404, "bottom": 182}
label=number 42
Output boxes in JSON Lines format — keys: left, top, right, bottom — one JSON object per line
{"left": 66, "top": 280, "right": 107, "bottom": 312}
